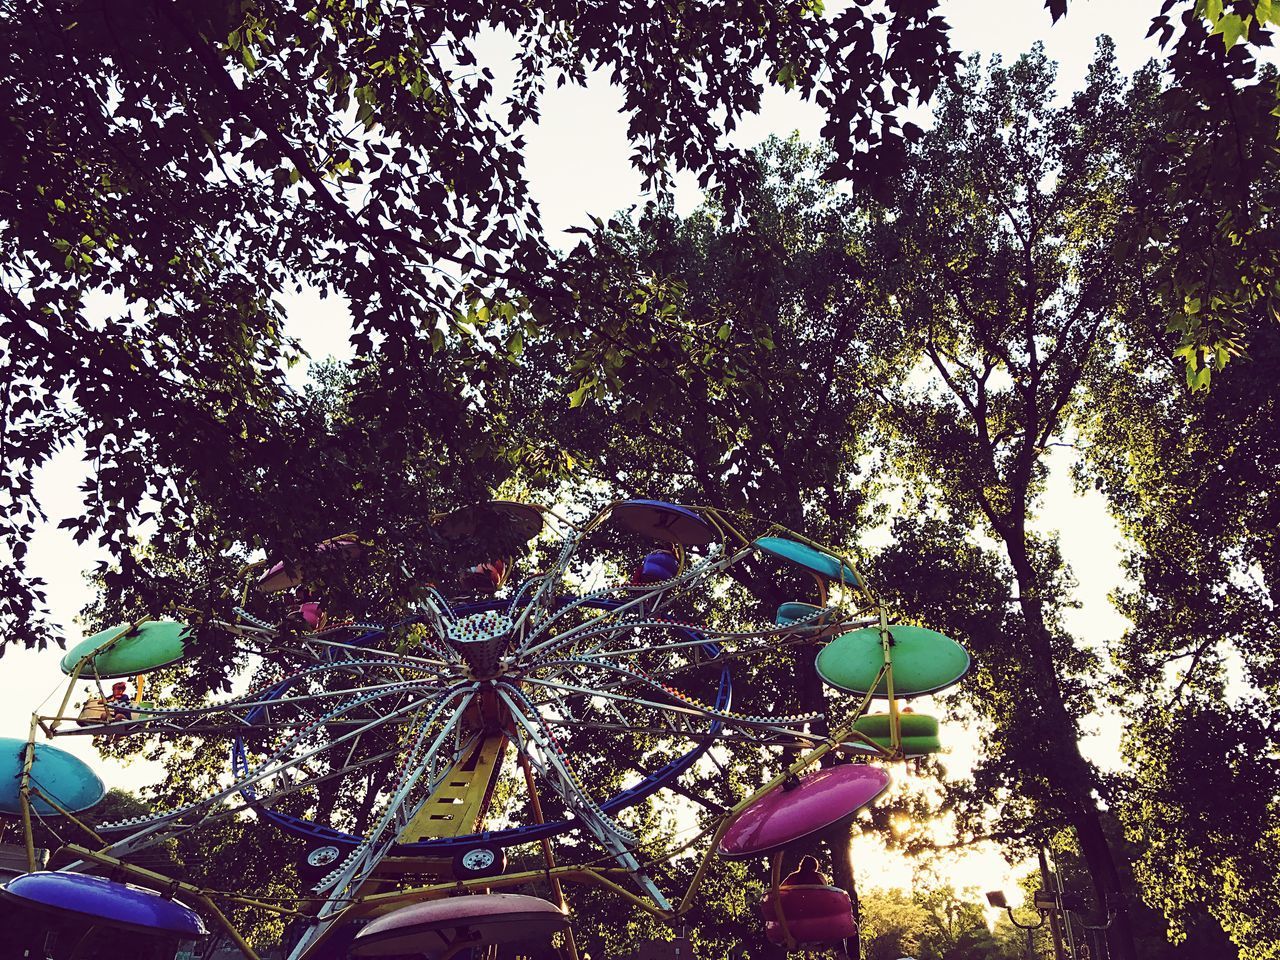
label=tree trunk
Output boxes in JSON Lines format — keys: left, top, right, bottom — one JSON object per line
{"left": 797, "top": 600, "right": 861, "bottom": 959}
{"left": 754, "top": 538, "right": 863, "bottom": 959}
{"left": 1005, "top": 536, "right": 1138, "bottom": 960}
{"left": 825, "top": 824, "right": 861, "bottom": 960}
{"left": 1073, "top": 804, "right": 1139, "bottom": 960}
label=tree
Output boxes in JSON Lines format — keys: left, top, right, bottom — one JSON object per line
{"left": 497, "top": 40, "right": 1276, "bottom": 958}
{"left": 517, "top": 134, "right": 911, "bottom": 954}
{"left": 0, "top": 0, "right": 959, "bottom": 653}
{"left": 1080, "top": 250, "right": 1280, "bottom": 953}
{"left": 1041, "top": 1, "right": 1280, "bottom": 389}
{"left": 861, "top": 888, "right": 932, "bottom": 960}
{"left": 6, "top": 0, "right": 1276, "bottom": 658}
{"left": 865, "top": 44, "right": 1162, "bottom": 960}
{"left": 13, "top": 1, "right": 1280, "bottom": 953}
{"left": 1026, "top": 824, "right": 1242, "bottom": 960}
{"left": 915, "top": 885, "right": 997, "bottom": 960}
{"left": 859, "top": 885, "right": 1007, "bottom": 960}
{"left": 1131, "top": 0, "right": 1280, "bottom": 390}
{"left": 538, "top": 135, "right": 890, "bottom": 535}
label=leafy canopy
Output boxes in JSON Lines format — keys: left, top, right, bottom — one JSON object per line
{"left": 0, "top": 0, "right": 959, "bottom": 652}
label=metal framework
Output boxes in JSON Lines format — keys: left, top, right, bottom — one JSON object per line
{"left": 17, "top": 501, "right": 919, "bottom": 959}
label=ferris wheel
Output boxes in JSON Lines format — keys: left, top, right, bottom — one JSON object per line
{"left": 0, "top": 498, "right": 970, "bottom": 960}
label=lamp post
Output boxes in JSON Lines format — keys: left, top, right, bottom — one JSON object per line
{"left": 988, "top": 846, "right": 1111, "bottom": 960}
{"left": 985, "top": 889, "right": 1045, "bottom": 960}
{"left": 1039, "top": 847, "right": 1070, "bottom": 960}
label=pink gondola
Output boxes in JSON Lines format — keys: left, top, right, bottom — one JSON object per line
{"left": 759, "top": 884, "right": 858, "bottom": 946}
{"left": 256, "top": 536, "right": 363, "bottom": 594}
{"left": 719, "top": 764, "right": 891, "bottom": 859}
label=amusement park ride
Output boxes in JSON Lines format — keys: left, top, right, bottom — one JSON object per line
{"left": 0, "top": 499, "right": 970, "bottom": 959}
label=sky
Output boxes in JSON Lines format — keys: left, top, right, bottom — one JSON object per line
{"left": 3, "top": 0, "right": 1168, "bottom": 913}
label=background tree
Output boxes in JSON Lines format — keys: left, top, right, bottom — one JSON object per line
{"left": 0, "top": 0, "right": 959, "bottom": 652}
{"left": 860, "top": 885, "right": 1008, "bottom": 960}
{"left": 921, "top": 886, "right": 1000, "bottom": 959}
{"left": 1027, "top": 827, "right": 1243, "bottom": 960}
{"left": 1131, "top": 0, "right": 1280, "bottom": 390}
{"left": 77, "top": 352, "right": 533, "bottom": 690}
{"left": 13, "top": 0, "right": 1280, "bottom": 954}
{"left": 864, "top": 43, "right": 1163, "bottom": 960}
{"left": 1080, "top": 258, "right": 1280, "bottom": 953}
{"left": 860, "top": 888, "right": 933, "bottom": 960}
{"left": 1041, "top": 0, "right": 1280, "bottom": 388}
{"left": 517, "top": 135, "right": 908, "bottom": 955}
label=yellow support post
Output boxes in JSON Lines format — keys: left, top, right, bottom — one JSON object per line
{"left": 519, "top": 752, "right": 579, "bottom": 960}
{"left": 26, "top": 787, "right": 104, "bottom": 846}
{"left": 387, "top": 735, "right": 506, "bottom": 844}
{"left": 699, "top": 507, "right": 752, "bottom": 550}
{"left": 19, "top": 717, "right": 38, "bottom": 872}
{"left": 196, "top": 893, "right": 261, "bottom": 960}
{"left": 879, "top": 608, "right": 901, "bottom": 756}
{"left": 63, "top": 844, "right": 304, "bottom": 919}
{"left": 367, "top": 734, "right": 508, "bottom": 885}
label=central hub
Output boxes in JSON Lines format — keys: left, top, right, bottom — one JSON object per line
{"left": 446, "top": 610, "right": 514, "bottom": 678}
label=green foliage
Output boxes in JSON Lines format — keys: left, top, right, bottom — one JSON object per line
{"left": 861, "top": 888, "right": 933, "bottom": 960}
{"left": 1195, "top": 0, "right": 1280, "bottom": 49}
{"left": 536, "top": 135, "right": 898, "bottom": 539}
{"left": 7, "top": 2, "right": 1280, "bottom": 956}
{"left": 1134, "top": 1, "right": 1280, "bottom": 390}
{"left": 1035, "top": 1, "right": 1280, "bottom": 389}
{"left": 861, "top": 885, "right": 1011, "bottom": 960}
{"left": 862, "top": 47, "right": 1158, "bottom": 958}
{"left": 1080, "top": 283, "right": 1280, "bottom": 954}
{"left": 0, "top": 0, "right": 960, "bottom": 653}
{"left": 514, "top": 136, "right": 917, "bottom": 955}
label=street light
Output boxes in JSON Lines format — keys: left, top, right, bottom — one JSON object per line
{"left": 987, "top": 889, "right": 1045, "bottom": 960}
{"left": 987, "top": 885, "right": 1111, "bottom": 960}
{"left": 985, "top": 890, "right": 1047, "bottom": 930}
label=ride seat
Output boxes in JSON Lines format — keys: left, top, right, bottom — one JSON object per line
{"left": 633, "top": 550, "right": 679, "bottom": 584}
{"left": 75, "top": 698, "right": 113, "bottom": 726}
{"left": 775, "top": 601, "right": 827, "bottom": 627}
{"left": 458, "top": 560, "right": 506, "bottom": 595}
{"left": 849, "top": 712, "right": 942, "bottom": 756}
{"left": 76, "top": 698, "right": 151, "bottom": 728}
{"left": 758, "top": 884, "right": 858, "bottom": 945}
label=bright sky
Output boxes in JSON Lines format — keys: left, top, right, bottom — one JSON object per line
{"left": 3, "top": 0, "right": 1164, "bottom": 915}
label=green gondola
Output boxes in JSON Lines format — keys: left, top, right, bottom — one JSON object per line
{"left": 816, "top": 625, "right": 969, "bottom": 698}
{"left": 59, "top": 621, "right": 190, "bottom": 679}
{"left": 847, "top": 712, "right": 943, "bottom": 756}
